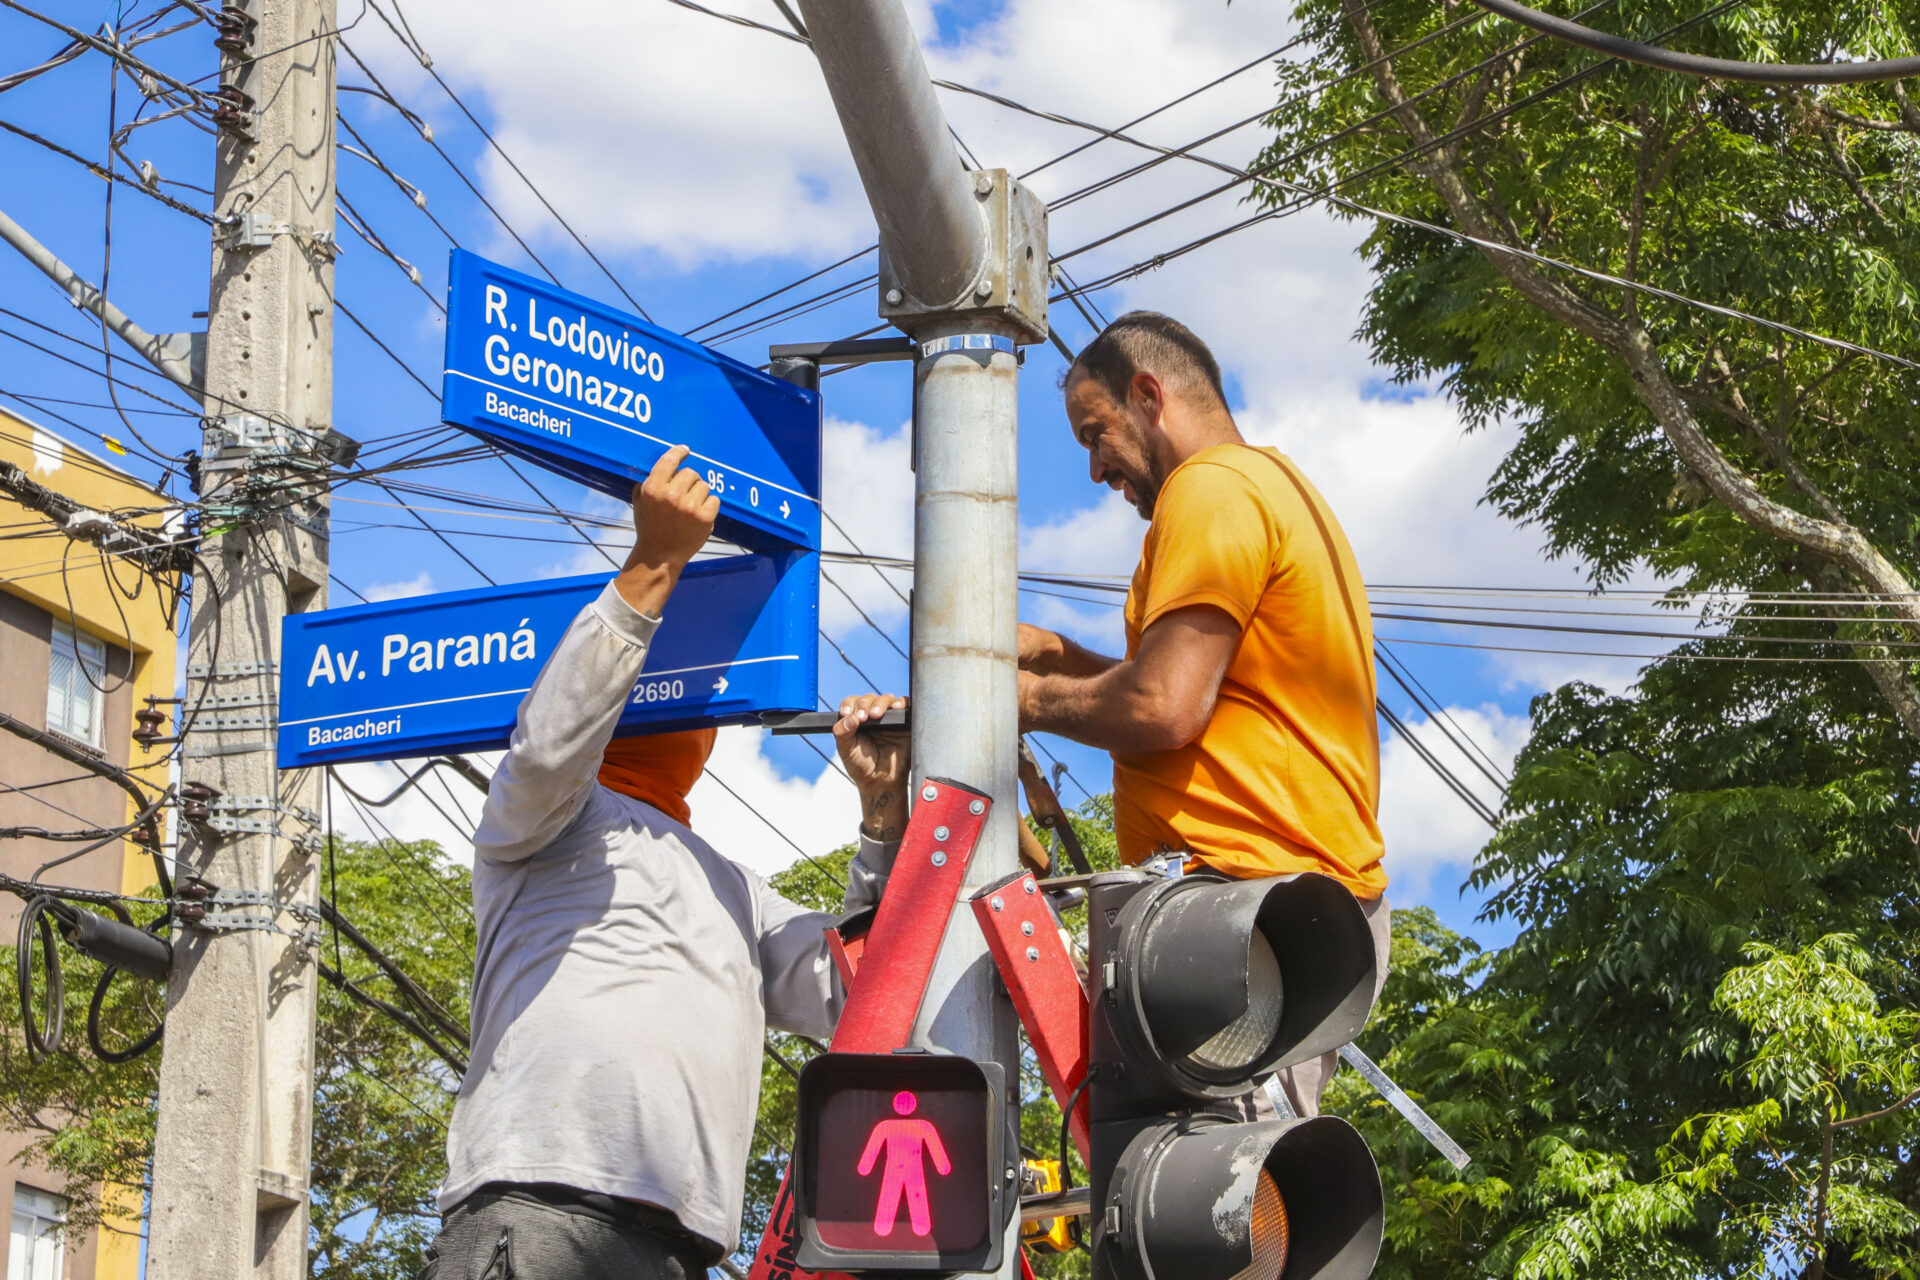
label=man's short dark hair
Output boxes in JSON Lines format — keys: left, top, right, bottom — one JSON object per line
{"left": 1069, "top": 311, "right": 1227, "bottom": 409}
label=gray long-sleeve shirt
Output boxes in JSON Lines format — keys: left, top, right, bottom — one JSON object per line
{"left": 440, "top": 581, "right": 889, "bottom": 1251}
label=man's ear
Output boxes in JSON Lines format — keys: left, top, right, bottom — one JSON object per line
{"left": 1130, "top": 369, "right": 1168, "bottom": 429}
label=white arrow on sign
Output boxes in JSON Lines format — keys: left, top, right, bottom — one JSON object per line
{"left": 779, "top": 500, "right": 791, "bottom": 519}
{"left": 713, "top": 675, "right": 729, "bottom": 695}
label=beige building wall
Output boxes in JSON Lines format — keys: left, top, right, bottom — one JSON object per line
{"left": 0, "top": 408, "right": 180, "bottom": 1280}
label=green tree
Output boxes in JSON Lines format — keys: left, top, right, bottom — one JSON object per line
{"left": 1256, "top": 4, "right": 1920, "bottom": 1273}
{"left": 0, "top": 837, "right": 473, "bottom": 1280}
{"left": 1259, "top": 0, "right": 1920, "bottom": 735}
{"left": 1322, "top": 657, "right": 1920, "bottom": 1277}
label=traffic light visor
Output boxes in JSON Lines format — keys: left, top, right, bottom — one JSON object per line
{"left": 1113, "top": 872, "right": 1378, "bottom": 1098}
{"left": 1105, "top": 1115, "right": 1383, "bottom": 1280}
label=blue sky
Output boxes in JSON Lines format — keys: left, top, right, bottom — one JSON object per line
{"left": 0, "top": 0, "right": 1691, "bottom": 948}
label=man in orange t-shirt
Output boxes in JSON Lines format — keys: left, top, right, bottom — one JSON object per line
{"left": 1017, "top": 311, "right": 1387, "bottom": 1115}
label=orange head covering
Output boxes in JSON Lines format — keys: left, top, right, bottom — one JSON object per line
{"left": 598, "top": 728, "right": 718, "bottom": 825}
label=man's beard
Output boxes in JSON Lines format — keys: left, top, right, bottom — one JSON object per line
{"left": 1128, "top": 461, "right": 1165, "bottom": 520}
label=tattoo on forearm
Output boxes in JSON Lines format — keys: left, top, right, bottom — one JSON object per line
{"left": 861, "top": 788, "right": 904, "bottom": 839}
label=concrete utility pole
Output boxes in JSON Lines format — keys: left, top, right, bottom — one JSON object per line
{"left": 795, "top": 3, "right": 1048, "bottom": 1274}
{"left": 147, "top": 0, "right": 337, "bottom": 1273}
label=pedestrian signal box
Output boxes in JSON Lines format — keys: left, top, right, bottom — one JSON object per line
{"left": 794, "top": 1052, "right": 1010, "bottom": 1274}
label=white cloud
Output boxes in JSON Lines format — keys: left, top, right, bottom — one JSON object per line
{"left": 336, "top": 0, "right": 1696, "bottom": 910}
{"left": 362, "top": 571, "right": 437, "bottom": 601}
{"left": 1377, "top": 703, "right": 1529, "bottom": 903}
{"left": 687, "top": 725, "right": 865, "bottom": 878}
{"left": 820, "top": 416, "right": 914, "bottom": 634}
{"left": 542, "top": 488, "right": 633, "bottom": 579}
{"left": 361, "top": 0, "right": 1304, "bottom": 273}
{"left": 1018, "top": 490, "right": 1139, "bottom": 654}
{"left": 360, "top": 0, "right": 874, "bottom": 267}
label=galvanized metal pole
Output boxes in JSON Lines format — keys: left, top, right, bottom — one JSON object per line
{"left": 795, "top": 4, "right": 1048, "bottom": 1275}
{"left": 0, "top": 207, "right": 203, "bottom": 392}
{"left": 794, "top": 0, "right": 985, "bottom": 306}
{"left": 146, "top": 0, "right": 336, "bottom": 1273}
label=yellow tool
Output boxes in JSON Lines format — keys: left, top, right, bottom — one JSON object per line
{"left": 1018, "top": 1159, "right": 1076, "bottom": 1254}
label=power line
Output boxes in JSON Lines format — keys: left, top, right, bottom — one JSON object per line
{"left": 1037, "top": 6, "right": 1920, "bottom": 379}
{"left": 1377, "top": 642, "right": 1511, "bottom": 788}
{"left": 0, "top": 116, "right": 212, "bottom": 220}
{"left": 700, "top": 766, "right": 847, "bottom": 893}
{"left": 1377, "top": 698, "right": 1500, "bottom": 827}
{"left": 336, "top": 35, "right": 569, "bottom": 290}
{"left": 1379, "top": 633, "right": 1914, "bottom": 664}
{"left": 671, "top": 0, "right": 1520, "bottom": 345}
{"left": 361, "top": 0, "right": 656, "bottom": 321}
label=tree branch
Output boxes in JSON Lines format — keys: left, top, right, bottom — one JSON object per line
{"left": 1341, "top": 0, "right": 1920, "bottom": 719}
{"left": 1832, "top": 1085, "right": 1920, "bottom": 1129}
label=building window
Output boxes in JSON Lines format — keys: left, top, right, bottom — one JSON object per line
{"left": 8, "top": 1185, "right": 66, "bottom": 1280}
{"left": 45, "top": 621, "right": 105, "bottom": 748}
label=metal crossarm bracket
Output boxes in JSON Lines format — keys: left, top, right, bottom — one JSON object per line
{"left": 208, "top": 797, "right": 318, "bottom": 825}
{"left": 202, "top": 714, "right": 274, "bottom": 732}
{"left": 203, "top": 796, "right": 316, "bottom": 836}
{"left": 185, "top": 740, "right": 274, "bottom": 759}
{"left": 216, "top": 213, "right": 337, "bottom": 258}
{"left": 202, "top": 694, "right": 276, "bottom": 711}
{"left": 188, "top": 660, "right": 279, "bottom": 679}
{"left": 184, "top": 888, "right": 320, "bottom": 935}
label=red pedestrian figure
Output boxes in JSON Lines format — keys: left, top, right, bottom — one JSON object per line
{"left": 856, "top": 1090, "right": 952, "bottom": 1237}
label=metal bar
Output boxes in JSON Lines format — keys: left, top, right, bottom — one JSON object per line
{"left": 1019, "top": 1186, "right": 1091, "bottom": 1223}
{"left": 1337, "top": 1041, "right": 1472, "bottom": 1170}
{"left": 0, "top": 205, "right": 202, "bottom": 392}
{"left": 766, "top": 337, "right": 916, "bottom": 363}
{"left": 763, "top": 707, "right": 909, "bottom": 735}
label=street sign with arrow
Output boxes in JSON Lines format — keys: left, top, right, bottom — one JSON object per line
{"left": 276, "top": 551, "right": 819, "bottom": 768}
{"left": 440, "top": 249, "right": 823, "bottom": 552}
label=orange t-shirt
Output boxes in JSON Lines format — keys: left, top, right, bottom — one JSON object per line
{"left": 1111, "top": 444, "right": 1386, "bottom": 897}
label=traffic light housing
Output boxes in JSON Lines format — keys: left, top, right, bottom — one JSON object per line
{"left": 1086, "top": 870, "right": 1385, "bottom": 1280}
{"left": 793, "top": 1051, "right": 1012, "bottom": 1274}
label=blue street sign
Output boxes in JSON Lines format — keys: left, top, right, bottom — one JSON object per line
{"left": 441, "top": 249, "right": 822, "bottom": 550}
{"left": 277, "top": 552, "right": 819, "bottom": 768}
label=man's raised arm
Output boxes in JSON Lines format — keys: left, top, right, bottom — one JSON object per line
{"left": 473, "top": 445, "right": 719, "bottom": 861}
{"left": 1017, "top": 606, "right": 1240, "bottom": 755}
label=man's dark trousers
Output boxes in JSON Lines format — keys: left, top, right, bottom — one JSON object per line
{"left": 419, "top": 1186, "right": 714, "bottom": 1280}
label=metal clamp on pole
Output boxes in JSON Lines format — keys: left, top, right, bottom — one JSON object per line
{"left": 916, "top": 332, "right": 1019, "bottom": 362}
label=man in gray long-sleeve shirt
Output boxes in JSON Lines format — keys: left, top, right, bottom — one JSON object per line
{"left": 419, "top": 446, "right": 910, "bottom": 1279}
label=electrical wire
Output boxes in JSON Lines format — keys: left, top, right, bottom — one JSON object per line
{"left": 365, "top": 0, "right": 656, "bottom": 321}
{"left": 671, "top": 0, "right": 1524, "bottom": 345}
{"left": 701, "top": 767, "right": 847, "bottom": 893}
{"left": 336, "top": 36, "right": 569, "bottom": 290}
{"left": 16, "top": 895, "right": 65, "bottom": 1059}
{"left": 1377, "top": 700, "right": 1500, "bottom": 826}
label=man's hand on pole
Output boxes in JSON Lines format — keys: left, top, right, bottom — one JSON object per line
{"left": 1017, "top": 622, "right": 1066, "bottom": 674}
{"left": 616, "top": 444, "right": 720, "bottom": 617}
{"left": 835, "top": 693, "right": 910, "bottom": 842}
